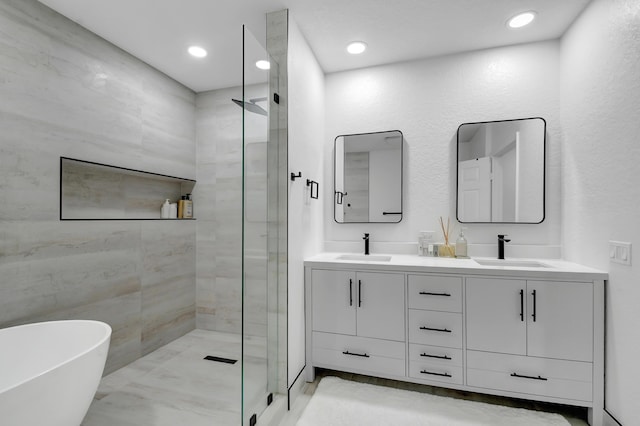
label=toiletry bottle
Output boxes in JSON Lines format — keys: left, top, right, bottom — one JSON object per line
{"left": 184, "top": 194, "right": 193, "bottom": 219}
{"left": 178, "top": 195, "right": 186, "bottom": 219}
{"left": 456, "top": 229, "right": 468, "bottom": 258}
{"left": 169, "top": 202, "right": 178, "bottom": 219}
{"left": 161, "top": 199, "right": 171, "bottom": 219}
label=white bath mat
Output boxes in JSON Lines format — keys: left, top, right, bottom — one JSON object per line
{"left": 296, "top": 377, "right": 570, "bottom": 426}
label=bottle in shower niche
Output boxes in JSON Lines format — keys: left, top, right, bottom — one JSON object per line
{"left": 183, "top": 194, "right": 193, "bottom": 219}
{"left": 161, "top": 199, "right": 171, "bottom": 219}
{"left": 178, "top": 195, "right": 186, "bottom": 218}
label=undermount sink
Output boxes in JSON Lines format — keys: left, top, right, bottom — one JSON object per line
{"left": 473, "top": 258, "right": 550, "bottom": 268}
{"left": 337, "top": 254, "right": 392, "bottom": 262}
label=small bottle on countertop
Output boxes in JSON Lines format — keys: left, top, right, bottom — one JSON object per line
{"left": 161, "top": 199, "right": 171, "bottom": 219}
{"left": 183, "top": 194, "right": 193, "bottom": 219}
{"left": 169, "top": 202, "right": 178, "bottom": 219}
{"left": 455, "top": 228, "right": 468, "bottom": 258}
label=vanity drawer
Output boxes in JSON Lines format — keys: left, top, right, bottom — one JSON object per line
{"left": 409, "top": 362, "right": 463, "bottom": 385}
{"left": 466, "top": 351, "right": 593, "bottom": 402}
{"left": 409, "top": 344, "right": 463, "bottom": 366}
{"left": 408, "top": 275, "right": 462, "bottom": 312}
{"left": 408, "top": 310, "right": 462, "bottom": 348}
{"left": 312, "top": 332, "right": 405, "bottom": 377}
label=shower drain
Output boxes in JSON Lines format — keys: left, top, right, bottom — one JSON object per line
{"left": 203, "top": 355, "right": 237, "bottom": 364}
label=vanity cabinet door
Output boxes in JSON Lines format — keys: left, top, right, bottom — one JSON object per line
{"left": 356, "top": 272, "right": 405, "bottom": 341}
{"left": 466, "top": 278, "right": 527, "bottom": 355}
{"left": 311, "top": 269, "right": 356, "bottom": 335}
{"left": 527, "top": 281, "right": 593, "bottom": 362}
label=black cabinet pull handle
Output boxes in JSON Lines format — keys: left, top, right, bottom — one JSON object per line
{"left": 532, "top": 289, "right": 537, "bottom": 322}
{"left": 420, "top": 353, "right": 452, "bottom": 360}
{"left": 358, "top": 280, "right": 362, "bottom": 307}
{"left": 419, "top": 326, "right": 452, "bottom": 333}
{"left": 342, "top": 350, "right": 369, "bottom": 358}
{"left": 520, "top": 289, "right": 524, "bottom": 322}
{"left": 419, "top": 291, "right": 451, "bottom": 297}
{"left": 420, "top": 370, "right": 452, "bottom": 378}
{"left": 510, "top": 372, "right": 547, "bottom": 381}
{"left": 349, "top": 279, "right": 353, "bottom": 306}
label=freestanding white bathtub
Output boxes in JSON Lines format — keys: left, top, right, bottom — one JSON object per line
{"left": 0, "top": 320, "right": 111, "bottom": 426}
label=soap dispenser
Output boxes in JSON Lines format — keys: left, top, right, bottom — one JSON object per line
{"left": 455, "top": 228, "right": 468, "bottom": 258}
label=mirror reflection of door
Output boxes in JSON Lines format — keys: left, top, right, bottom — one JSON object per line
{"left": 458, "top": 157, "right": 492, "bottom": 222}
{"left": 457, "top": 118, "right": 545, "bottom": 223}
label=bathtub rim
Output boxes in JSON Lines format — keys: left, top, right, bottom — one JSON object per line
{"left": 0, "top": 319, "right": 112, "bottom": 395}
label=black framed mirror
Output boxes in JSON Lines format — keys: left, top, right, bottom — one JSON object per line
{"left": 456, "top": 117, "right": 545, "bottom": 224}
{"left": 334, "top": 130, "right": 403, "bottom": 223}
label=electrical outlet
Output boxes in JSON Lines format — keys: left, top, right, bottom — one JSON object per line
{"left": 609, "top": 241, "right": 632, "bottom": 265}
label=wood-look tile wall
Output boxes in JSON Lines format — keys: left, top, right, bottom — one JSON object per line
{"left": 0, "top": 0, "right": 196, "bottom": 374}
{"left": 194, "top": 83, "right": 268, "bottom": 336}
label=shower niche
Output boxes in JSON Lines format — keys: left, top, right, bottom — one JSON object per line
{"left": 60, "top": 157, "right": 196, "bottom": 220}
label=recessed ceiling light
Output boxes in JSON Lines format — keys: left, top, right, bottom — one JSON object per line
{"left": 188, "top": 46, "right": 207, "bottom": 58}
{"left": 255, "top": 60, "right": 271, "bottom": 70}
{"left": 347, "top": 41, "right": 367, "bottom": 55}
{"left": 507, "top": 11, "right": 536, "bottom": 28}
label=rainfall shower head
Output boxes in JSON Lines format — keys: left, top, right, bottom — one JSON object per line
{"left": 231, "top": 97, "right": 267, "bottom": 116}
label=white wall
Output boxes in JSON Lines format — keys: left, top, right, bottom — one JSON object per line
{"left": 561, "top": 0, "right": 640, "bottom": 424}
{"left": 325, "top": 41, "right": 561, "bottom": 257}
{"left": 287, "top": 17, "right": 325, "bottom": 387}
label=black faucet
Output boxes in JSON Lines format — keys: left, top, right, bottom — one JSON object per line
{"left": 363, "top": 233, "right": 370, "bottom": 255}
{"left": 498, "top": 234, "right": 511, "bottom": 260}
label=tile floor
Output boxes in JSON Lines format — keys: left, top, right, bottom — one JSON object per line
{"left": 83, "top": 331, "right": 590, "bottom": 426}
{"left": 82, "top": 329, "right": 268, "bottom": 426}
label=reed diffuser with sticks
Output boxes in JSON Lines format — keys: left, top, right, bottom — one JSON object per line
{"left": 438, "top": 216, "right": 456, "bottom": 257}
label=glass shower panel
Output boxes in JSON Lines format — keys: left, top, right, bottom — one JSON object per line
{"left": 242, "top": 26, "right": 279, "bottom": 425}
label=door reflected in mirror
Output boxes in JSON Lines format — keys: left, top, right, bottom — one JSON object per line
{"left": 457, "top": 117, "right": 545, "bottom": 223}
{"left": 334, "top": 130, "right": 403, "bottom": 223}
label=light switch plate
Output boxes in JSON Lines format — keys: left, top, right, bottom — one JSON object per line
{"left": 609, "top": 241, "right": 632, "bottom": 265}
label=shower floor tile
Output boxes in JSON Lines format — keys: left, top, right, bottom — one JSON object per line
{"left": 83, "top": 329, "right": 264, "bottom": 426}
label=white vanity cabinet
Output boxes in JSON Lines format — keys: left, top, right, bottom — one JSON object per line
{"left": 309, "top": 269, "right": 406, "bottom": 378}
{"left": 466, "top": 278, "right": 593, "bottom": 360}
{"left": 466, "top": 277, "right": 595, "bottom": 402}
{"left": 304, "top": 256, "right": 605, "bottom": 426}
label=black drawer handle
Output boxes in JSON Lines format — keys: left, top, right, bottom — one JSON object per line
{"left": 419, "top": 291, "right": 451, "bottom": 297}
{"left": 343, "top": 350, "right": 369, "bottom": 358}
{"left": 419, "top": 326, "right": 452, "bottom": 333}
{"left": 358, "top": 280, "right": 362, "bottom": 307}
{"left": 420, "top": 370, "right": 452, "bottom": 378}
{"left": 510, "top": 372, "right": 547, "bottom": 381}
{"left": 420, "top": 352, "right": 452, "bottom": 360}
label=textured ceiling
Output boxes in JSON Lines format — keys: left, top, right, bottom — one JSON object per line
{"left": 38, "top": 0, "right": 591, "bottom": 92}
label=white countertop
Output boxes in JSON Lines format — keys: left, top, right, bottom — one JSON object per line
{"left": 304, "top": 253, "right": 608, "bottom": 281}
